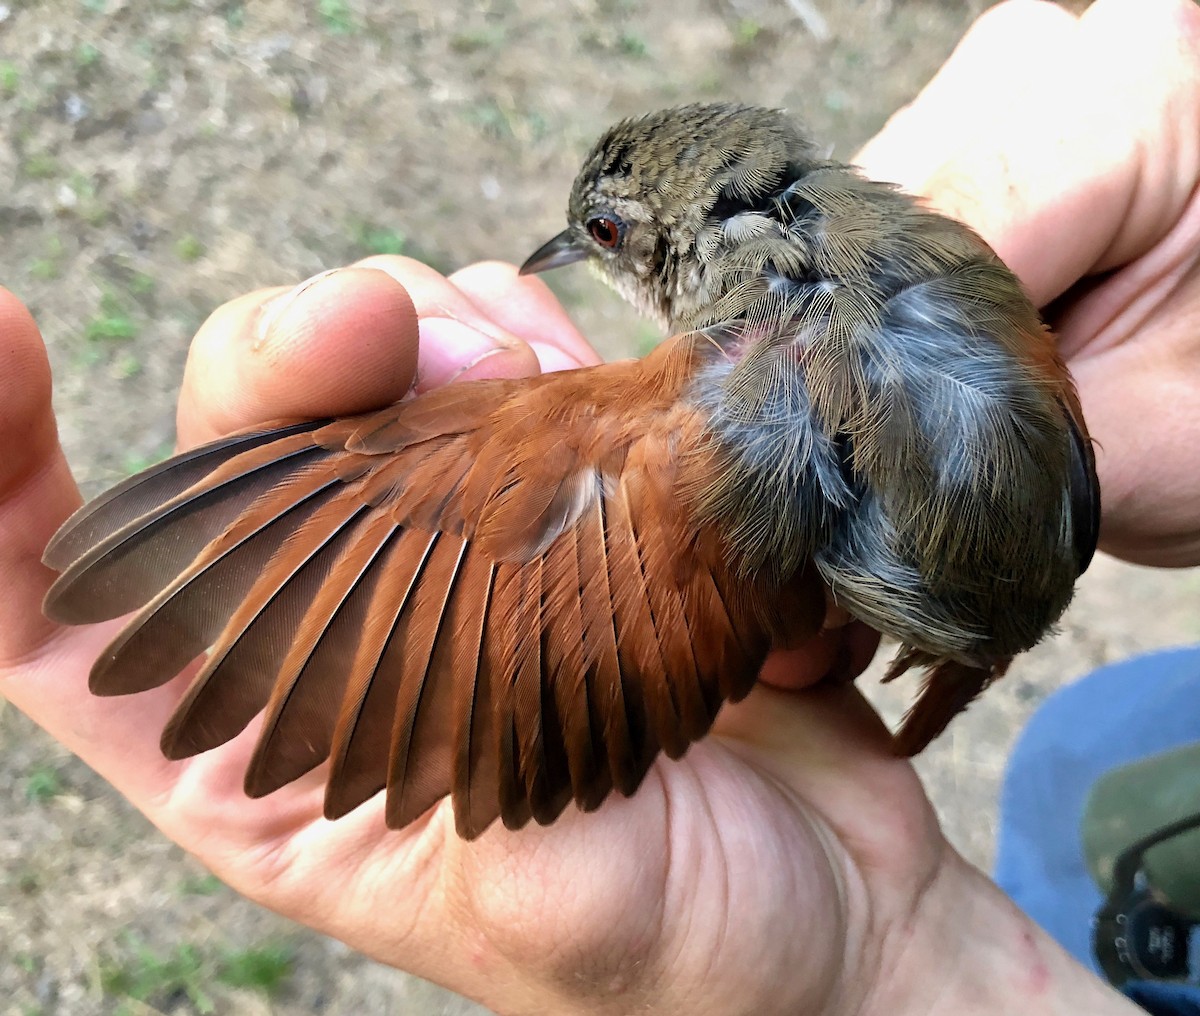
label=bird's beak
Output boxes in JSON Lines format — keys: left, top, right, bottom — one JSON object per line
{"left": 519, "top": 230, "right": 587, "bottom": 275}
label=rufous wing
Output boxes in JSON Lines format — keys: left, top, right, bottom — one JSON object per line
{"left": 43, "top": 336, "right": 822, "bottom": 838}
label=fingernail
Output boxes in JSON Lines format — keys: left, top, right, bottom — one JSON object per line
{"left": 530, "top": 341, "right": 583, "bottom": 374}
{"left": 254, "top": 268, "right": 342, "bottom": 349}
{"left": 417, "top": 317, "right": 506, "bottom": 389}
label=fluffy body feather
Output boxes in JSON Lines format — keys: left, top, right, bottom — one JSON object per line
{"left": 43, "top": 104, "right": 1098, "bottom": 838}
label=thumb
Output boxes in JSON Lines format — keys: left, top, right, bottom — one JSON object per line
{"left": 176, "top": 267, "right": 424, "bottom": 448}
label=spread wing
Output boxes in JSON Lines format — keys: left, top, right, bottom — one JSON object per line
{"left": 44, "top": 336, "right": 822, "bottom": 838}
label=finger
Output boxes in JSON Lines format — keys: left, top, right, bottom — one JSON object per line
{"left": 355, "top": 255, "right": 543, "bottom": 391}
{"left": 1069, "top": 0, "right": 1200, "bottom": 269}
{"left": 857, "top": 0, "right": 1200, "bottom": 307}
{"left": 758, "top": 622, "right": 881, "bottom": 692}
{"left": 855, "top": 1, "right": 1096, "bottom": 305}
{"left": 1072, "top": 343, "right": 1200, "bottom": 565}
{"left": 0, "top": 289, "right": 80, "bottom": 663}
{"left": 449, "top": 261, "right": 602, "bottom": 371}
{"left": 0, "top": 300, "right": 196, "bottom": 855}
{"left": 177, "top": 267, "right": 421, "bottom": 448}
{"left": 855, "top": 1, "right": 1079, "bottom": 190}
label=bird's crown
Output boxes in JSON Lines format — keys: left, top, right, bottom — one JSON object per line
{"left": 570, "top": 103, "right": 816, "bottom": 228}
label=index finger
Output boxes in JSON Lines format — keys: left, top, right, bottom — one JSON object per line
{"left": 448, "top": 261, "right": 603, "bottom": 371}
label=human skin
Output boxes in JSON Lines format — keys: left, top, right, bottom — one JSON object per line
{"left": 2, "top": 0, "right": 1197, "bottom": 1013}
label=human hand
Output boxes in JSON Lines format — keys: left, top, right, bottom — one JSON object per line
{"left": 0, "top": 255, "right": 934, "bottom": 1016}
{"left": 2, "top": 249, "right": 1134, "bottom": 1013}
{"left": 857, "top": 0, "right": 1200, "bottom": 567}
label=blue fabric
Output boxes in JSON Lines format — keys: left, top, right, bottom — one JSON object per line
{"left": 1124, "top": 981, "right": 1200, "bottom": 1016}
{"left": 993, "top": 645, "right": 1200, "bottom": 1014}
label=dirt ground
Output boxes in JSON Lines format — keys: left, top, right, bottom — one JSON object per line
{"left": 1, "top": 1, "right": 1197, "bottom": 1013}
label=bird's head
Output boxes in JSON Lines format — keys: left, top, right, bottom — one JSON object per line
{"left": 520, "top": 103, "right": 820, "bottom": 331}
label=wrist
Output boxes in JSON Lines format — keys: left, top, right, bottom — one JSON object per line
{"left": 865, "top": 850, "right": 1141, "bottom": 1016}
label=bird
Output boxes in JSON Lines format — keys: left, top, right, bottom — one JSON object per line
{"left": 42, "top": 103, "right": 1100, "bottom": 840}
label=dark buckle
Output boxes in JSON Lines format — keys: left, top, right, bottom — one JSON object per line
{"left": 1092, "top": 813, "right": 1200, "bottom": 987}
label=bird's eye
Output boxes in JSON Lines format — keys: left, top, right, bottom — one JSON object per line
{"left": 587, "top": 216, "right": 623, "bottom": 250}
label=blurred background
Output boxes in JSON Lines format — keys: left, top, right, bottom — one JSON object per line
{"left": 1, "top": 1, "right": 1196, "bottom": 1013}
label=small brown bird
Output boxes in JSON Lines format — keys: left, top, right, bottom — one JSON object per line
{"left": 43, "top": 104, "right": 1099, "bottom": 839}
